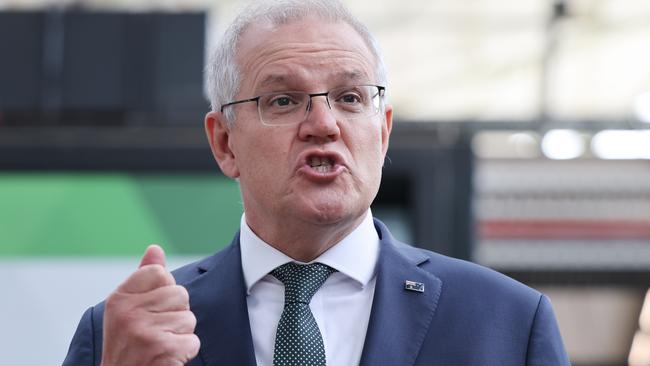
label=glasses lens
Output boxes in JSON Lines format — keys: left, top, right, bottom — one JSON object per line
{"left": 329, "top": 85, "right": 382, "bottom": 120}
{"left": 257, "top": 85, "right": 384, "bottom": 125}
{"left": 259, "top": 91, "right": 308, "bottom": 125}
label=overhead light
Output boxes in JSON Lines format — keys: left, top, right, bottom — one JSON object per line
{"left": 591, "top": 130, "right": 650, "bottom": 159}
{"left": 508, "top": 132, "right": 540, "bottom": 158}
{"left": 472, "top": 131, "right": 540, "bottom": 159}
{"left": 541, "top": 129, "right": 585, "bottom": 160}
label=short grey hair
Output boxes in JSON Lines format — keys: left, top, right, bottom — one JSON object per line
{"left": 205, "top": 0, "right": 388, "bottom": 126}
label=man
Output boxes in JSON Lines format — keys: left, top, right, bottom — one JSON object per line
{"left": 64, "top": 1, "right": 570, "bottom": 365}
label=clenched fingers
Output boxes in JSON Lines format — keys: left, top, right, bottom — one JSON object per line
{"left": 151, "top": 333, "right": 201, "bottom": 365}
{"left": 173, "top": 333, "right": 201, "bottom": 362}
{"left": 152, "top": 310, "right": 197, "bottom": 334}
{"left": 140, "top": 285, "right": 190, "bottom": 312}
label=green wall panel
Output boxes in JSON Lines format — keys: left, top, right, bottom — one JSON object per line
{"left": 0, "top": 173, "right": 242, "bottom": 256}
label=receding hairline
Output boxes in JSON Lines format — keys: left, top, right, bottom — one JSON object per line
{"left": 233, "top": 17, "right": 381, "bottom": 87}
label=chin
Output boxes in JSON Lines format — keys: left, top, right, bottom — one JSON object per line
{"left": 299, "top": 198, "right": 366, "bottom": 227}
{"left": 288, "top": 182, "right": 373, "bottom": 226}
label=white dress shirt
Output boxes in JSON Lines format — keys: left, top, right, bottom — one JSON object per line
{"left": 240, "top": 210, "right": 379, "bottom": 366}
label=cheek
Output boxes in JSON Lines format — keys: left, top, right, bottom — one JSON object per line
{"left": 349, "top": 132, "right": 385, "bottom": 181}
{"left": 237, "top": 133, "right": 292, "bottom": 180}
{"left": 354, "top": 128, "right": 384, "bottom": 160}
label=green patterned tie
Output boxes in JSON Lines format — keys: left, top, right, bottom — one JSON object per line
{"left": 271, "top": 262, "right": 337, "bottom": 366}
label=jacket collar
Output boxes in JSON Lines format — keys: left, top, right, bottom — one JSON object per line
{"left": 184, "top": 234, "right": 257, "bottom": 366}
{"left": 359, "top": 219, "right": 443, "bottom": 366}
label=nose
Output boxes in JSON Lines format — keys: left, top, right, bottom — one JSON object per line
{"left": 298, "top": 94, "right": 341, "bottom": 142}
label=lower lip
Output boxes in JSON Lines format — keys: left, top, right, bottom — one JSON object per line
{"left": 297, "top": 164, "right": 346, "bottom": 182}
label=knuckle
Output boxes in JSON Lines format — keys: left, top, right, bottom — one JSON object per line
{"left": 174, "top": 285, "right": 190, "bottom": 304}
{"left": 161, "top": 268, "right": 176, "bottom": 285}
{"left": 192, "top": 334, "right": 201, "bottom": 350}
{"left": 169, "top": 311, "right": 194, "bottom": 333}
{"left": 159, "top": 335, "right": 180, "bottom": 356}
{"left": 186, "top": 311, "right": 197, "bottom": 330}
{"left": 188, "top": 334, "right": 201, "bottom": 358}
{"left": 147, "top": 264, "right": 168, "bottom": 279}
{"left": 178, "top": 310, "right": 197, "bottom": 333}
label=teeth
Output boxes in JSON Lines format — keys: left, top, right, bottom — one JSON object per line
{"left": 309, "top": 156, "right": 333, "bottom": 172}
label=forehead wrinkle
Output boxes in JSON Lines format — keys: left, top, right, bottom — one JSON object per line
{"left": 243, "top": 45, "right": 372, "bottom": 70}
{"left": 244, "top": 49, "right": 374, "bottom": 93}
{"left": 251, "top": 41, "right": 368, "bottom": 62}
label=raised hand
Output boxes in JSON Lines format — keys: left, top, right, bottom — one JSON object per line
{"left": 100, "top": 245, "right": 200, "bottom": 366}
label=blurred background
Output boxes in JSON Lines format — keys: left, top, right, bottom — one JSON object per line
{"left": 1, "top": 0, "right": 649, "bottom": 365}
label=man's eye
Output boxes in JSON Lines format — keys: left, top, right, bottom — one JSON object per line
{"left": 272, "top": 96, "right": 294, "bottom": 106}
{"left": 339, "top": 93, "right": 362, "bottom": 104}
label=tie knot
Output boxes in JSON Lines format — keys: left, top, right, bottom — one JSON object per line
{"left": 271, "top": 262, "right": 336, "bottom": 304}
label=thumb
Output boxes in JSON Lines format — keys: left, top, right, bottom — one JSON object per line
{"left": 139, "top": 244, "right": 166, "bottom": 268}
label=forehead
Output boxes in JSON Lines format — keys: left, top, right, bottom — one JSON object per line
{"left": 235, "top": 17, "right": 377, "bottom": 91}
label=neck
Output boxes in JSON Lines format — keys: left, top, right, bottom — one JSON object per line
{"left": 245, "top": 212, "right": 367, "bottom": 262}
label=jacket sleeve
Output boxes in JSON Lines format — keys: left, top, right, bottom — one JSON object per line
{"left": 526, "top": 294, "right": 571, "bottom": 366}
{"left": 62, "top": 307, "right": 98, "bottom": 366}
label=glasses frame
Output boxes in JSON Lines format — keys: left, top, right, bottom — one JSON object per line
{"left": 220, "top": 84, "right": 386, "bottom": 126}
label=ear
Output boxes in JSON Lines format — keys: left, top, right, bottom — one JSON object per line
{"left": 381, "top": 104, "right": 393, "bottom": 157}
{"left": 204, "top": 111, "right": 240, "bottom": 178}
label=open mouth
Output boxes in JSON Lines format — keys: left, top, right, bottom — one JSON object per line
{"left": 308, "top": 156, "right": 335, "bottom": 173}
{"left": 297, "top": 150, "right": 346, "bottom": 180}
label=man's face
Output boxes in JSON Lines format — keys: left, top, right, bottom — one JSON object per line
{"left": 207, "top": 17, "right": 392, "bottom": 239}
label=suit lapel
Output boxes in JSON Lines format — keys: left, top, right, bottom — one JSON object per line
{"left": 182, "top": 220, "right": 441, "bottom": 366}
{"left": 185, "top": 235, "right": 257, "bottom": 366}
{"left": 359, "top": 220, "right": 443, "bottom": 366}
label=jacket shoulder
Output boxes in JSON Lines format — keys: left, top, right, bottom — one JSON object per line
{"left": 402, "top": 242, "right": 541, "bottom": 302}
{"left": 171, "top": 238, "right": 239, "bottom": 285}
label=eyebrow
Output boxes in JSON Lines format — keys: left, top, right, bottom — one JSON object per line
{"left": 257, "top": 70, "right": 370, "bottom": 90}
{"left": 338, "top": 70, "right": 367, "bottom": 83}
{"left": 259, "top": 75, "right": 289, "bottom": 88}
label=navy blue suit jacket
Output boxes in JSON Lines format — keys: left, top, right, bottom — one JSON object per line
{"left": 64, "top": 219, "right": 570, "bottom": 365}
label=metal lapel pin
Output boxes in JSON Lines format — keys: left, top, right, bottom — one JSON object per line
{"left": 404, "top": 280, "right": 425, "bottom": 293}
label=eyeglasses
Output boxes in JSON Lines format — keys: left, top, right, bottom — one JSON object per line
{"left": 220, "top": 84, "right": 385, "bottom": 126}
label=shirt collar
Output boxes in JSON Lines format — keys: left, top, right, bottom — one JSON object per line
{"left": 239, "top": 210, "right": 379, "bottom": 294}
